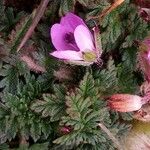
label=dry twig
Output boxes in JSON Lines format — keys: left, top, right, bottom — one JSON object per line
{"left": 17, "top": 0, "right": 50, "bottom": 52}
{"left": 87, "top": 0, "right": 125, "bottom": 20}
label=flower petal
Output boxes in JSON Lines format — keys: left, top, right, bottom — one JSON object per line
{"left": 74, "top": 25, "right": 95, "bottom": 52}
{"left": 143, "top": 37, "right": 150, "bottom": 48}
{"left": 50, "top": 24, "right": 79, "bottom": 51}
{"left": 140, "top": 8, "right": 150, "bottom": 22}
{"left": 60, "top": 13, "right": 87, "bottom": 32}
{"left": 68, "top": 60, "right": 94, "bottom": 66}
{"left": 50, "top": 50, "right": 83, "bottom": 60}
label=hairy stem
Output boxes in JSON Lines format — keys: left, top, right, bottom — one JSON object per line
{"left": 98, "top": 123, "right": 123, "bottom": 150}
{"left": 17, "top": 0, "right": 50, "bottom": 52}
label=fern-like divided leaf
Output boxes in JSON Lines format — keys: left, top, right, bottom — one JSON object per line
{"left": 78, "top": 72, "right": 95, "bottom": 99}
{"left": 0, "top": 6, "right": 25, "bottom": 36}
{"left": 121, "top": 5, "right": 149, "bottom": 48}
{"left": 31, "top": 85, "right": 66, "bottom": 121}
{"left": 94, "top": 58, "right": 118, "bottom": 96}
{"left": 10, "top": 14, "right": 33, "bottom": 52}
{"left": 0, "top": 73, "right": 53, "bottom": 143}
{"left": 117, "top": 63, "right": 138, "bottom": 93}
{"left": 53, "top": 72, "right": 113, "bottom": 148}
{"left": 29, "top": 142, "right": 49, "bottom": 150}
{"left": 59, "top": 0, "right": 75, "bottom": 16}
{"left": 52, "top": 71, "right": 132, "bottom": 149}
{"left": 0, "top": 65, "right": 19, "bottom": 94}
{"left": 0, "top": 92, "right": 52, "bottom": 143}
{"left": 0, "top": 58, "right": 27, "bottom": 94}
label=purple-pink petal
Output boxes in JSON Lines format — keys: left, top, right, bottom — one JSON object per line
{"left": 74, "top": 25, "right": 95, "bottom": 52}
{"left": 68, "top": 60, "right": 94, "bottom": 66}
{"left": 50, "top": 12, "right": 97, "bottom": 65}
{"left": 50, "top": 24, "right": 79, "bottom": 51}
{"left": 140, "top": 8, "right": 150, "bottom": 22}
{"left": 50, "top": 50, "right": 83, "bottom": 60}
{"left": 60, "top": 13, "right": 87, "bottom": 32}
{"left": 143, "top": 37, "right": 150, "bottom": 47}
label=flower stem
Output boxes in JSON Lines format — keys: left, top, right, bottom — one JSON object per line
{"left": 98, "top": 123, "right": 124, "bottom": 150}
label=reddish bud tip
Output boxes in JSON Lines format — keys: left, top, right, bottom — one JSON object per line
{"left": 108, "top": 94, "right": 143, "bottom": 112}
{"left": 59, "top": 126, "right": 72, "bottom": 135}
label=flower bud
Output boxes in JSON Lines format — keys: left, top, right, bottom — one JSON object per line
{"left": 108, "top": 94, "right": 143, "bottom": 112}
{"left": 59, "top": 126, "right": 72, "bottom": 135}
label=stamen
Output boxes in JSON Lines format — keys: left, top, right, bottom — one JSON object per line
{"left": 83, "top": 51, "right": 97, "bottom": 62}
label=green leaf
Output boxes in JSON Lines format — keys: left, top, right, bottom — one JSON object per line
{"left": 53, "top": 72, "right": 112, "bottom": 148}
{"left": 11, "top": 14, "right": 33, "bottom": 52}
{"left": 0, "top": 143, "right": 9, "bottom": 150}
{"left": 94, "top": 58, "right": 118, "bottom": 96}
{"left": 117, "top": 63, "right": 138, "bottom": 93}
{"left": 29, "top": 142, "right": 49, "bottom": 150}
{"left": 59, "top": 0, "right": 75, "bottom": 16}
{"left": 31, "top": 85, "right": 66, "bottom": 121}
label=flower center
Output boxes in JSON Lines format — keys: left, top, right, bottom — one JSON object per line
{"left": 83, "top": 51, "right": 97, "bottom": 62}
{"left": 64, "top": 32, "right": 75, "bottom": 44}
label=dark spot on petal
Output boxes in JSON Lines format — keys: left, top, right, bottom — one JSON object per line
{"left": 64, "top": 32, "right": 75, "bottom": 44}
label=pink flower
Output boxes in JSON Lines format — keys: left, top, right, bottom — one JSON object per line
{"left": 138, "top": 37, "right": 150, "bottom": 82}
{"left": 139, "top": 8, "right": 150, "bottom": 22}
{"left": 50, "top": 13, "right": 101, "bottom": 66}
{"left": 108, "top": 94, "right": 143, "bottom": 112}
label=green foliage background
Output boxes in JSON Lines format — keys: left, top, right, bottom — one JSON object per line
{"left": 0, "top": 0, "right": 149, "bottom": 149}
